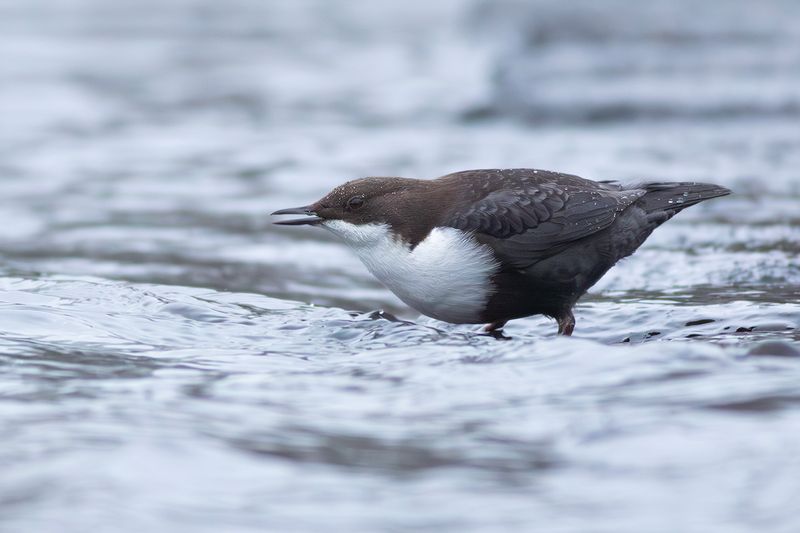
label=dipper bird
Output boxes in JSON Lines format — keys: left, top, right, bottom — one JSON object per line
{"left": 273, "top": 169, "right": 730, "bottom": 335}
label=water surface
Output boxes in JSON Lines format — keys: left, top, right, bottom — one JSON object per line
{"left": 1, "top": 1, "right": 799, "bottom": 532}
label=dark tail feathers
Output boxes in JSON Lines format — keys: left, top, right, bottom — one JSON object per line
{"left": 638, "top": 181, "right": 731, "bottom": 215}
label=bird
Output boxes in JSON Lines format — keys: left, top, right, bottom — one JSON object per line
{"left": 272, "top": 168, "right": 730, "bottom": 336}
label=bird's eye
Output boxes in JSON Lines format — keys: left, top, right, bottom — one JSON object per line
{"left": 346, "top": 196, "right": 365, "bottom": 210}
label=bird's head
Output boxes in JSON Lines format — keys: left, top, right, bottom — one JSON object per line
{"left": 272, "top": 177, "right": 434, "bottom": 246}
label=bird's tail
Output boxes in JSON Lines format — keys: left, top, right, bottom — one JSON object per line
{"left": 638, "top": 181, "right": 731, "bottom": 216}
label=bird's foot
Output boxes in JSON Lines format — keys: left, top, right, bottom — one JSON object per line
{"left": 483, "top": 320, "right": 507, "bottom": 333}
{"left": 365, "top": 309, "right": 403, "bottom": 322}
{"left": 556, "top": 311, "right": 575, "bottom": 336}
{"left": 486, "top": 329, "right": 512, "bottom": 341}
{"left": 482, "top": 321, "right": 511, "bottom": 340}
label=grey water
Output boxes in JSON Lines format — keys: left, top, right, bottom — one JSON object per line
{"left": 1, "top": 0, "right": 799, "bottom": 531}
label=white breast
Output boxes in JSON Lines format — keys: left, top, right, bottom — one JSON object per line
{"left": 322, "top": 220, "right": 499, "bottom": 324}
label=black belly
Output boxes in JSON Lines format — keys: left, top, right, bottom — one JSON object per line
{"left": 480, "top": 207, "right": 658, "bottom": 323}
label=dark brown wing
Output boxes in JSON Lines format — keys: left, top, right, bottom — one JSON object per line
{"left": 440, "top": 169, "right": 645, "bottom": 268}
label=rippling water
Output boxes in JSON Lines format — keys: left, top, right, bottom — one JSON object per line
{"left": 1, "top": 1, "right": 799, "bottom": 531}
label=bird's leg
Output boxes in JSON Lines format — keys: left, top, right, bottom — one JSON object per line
{"left": 483, "top": 320, "right": 507, "bottom": 333}
{"left": 556, "top": 311, "right": 575, "bottom": 336}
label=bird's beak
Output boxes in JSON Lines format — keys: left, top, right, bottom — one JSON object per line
{"left": 271, "top": 205, "right": 323, "bottom": 226}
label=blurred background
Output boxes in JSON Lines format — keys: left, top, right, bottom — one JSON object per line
{"left": 1, "top": 1, "right": 799, "bottom": 532}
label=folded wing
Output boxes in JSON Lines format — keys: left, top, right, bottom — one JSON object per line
{"left": 441, "top": 169, "right": 645, "bottom": 269}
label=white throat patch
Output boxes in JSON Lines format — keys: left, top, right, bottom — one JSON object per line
{"left": 322, "top": 220, "right": 499, "bottom": 324}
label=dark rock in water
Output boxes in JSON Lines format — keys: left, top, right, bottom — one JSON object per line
{"left": 747, "top": 341, "right": 800, "bottom": 358}
{"left": 686, "top": 318, "right": 715, "bottom": 326}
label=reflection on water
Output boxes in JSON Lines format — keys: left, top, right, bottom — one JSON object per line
{"left": 1, "top": 0, "right": 799, "bottom": 532}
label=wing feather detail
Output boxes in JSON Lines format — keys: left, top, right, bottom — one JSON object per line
{"left": 440, "top": 169, "right": 645, "bottom": 268}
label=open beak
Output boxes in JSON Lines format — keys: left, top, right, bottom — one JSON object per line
{"left": 271, "top": 206, "right": 323, "bottom": 226}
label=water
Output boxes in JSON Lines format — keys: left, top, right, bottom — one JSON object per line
{"left": 1, "top": 0, "right": 799, "bottom": 531}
